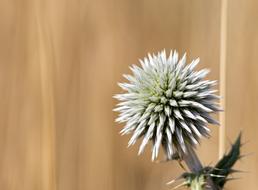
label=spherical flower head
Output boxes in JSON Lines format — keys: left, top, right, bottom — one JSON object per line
{"left": 114, "top": 50, "right": 220, "bottom": 161}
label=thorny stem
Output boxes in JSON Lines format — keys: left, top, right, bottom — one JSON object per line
{"left": 183, "top": 144, "right": 203, "bottom": 173}
{"left": 182, "top": 143, "right": 219, "bottom": 190}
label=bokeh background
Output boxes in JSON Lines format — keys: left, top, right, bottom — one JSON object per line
{"left": 0, "top": 0, "right": 257, "bottom": 189}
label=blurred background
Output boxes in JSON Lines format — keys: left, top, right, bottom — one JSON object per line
{"left": 0, "top": 0, "right": 257, "bottom": 189}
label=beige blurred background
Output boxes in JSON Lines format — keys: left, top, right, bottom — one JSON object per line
{"left": 0, "top": 0, "right": 257, "bottom": 189}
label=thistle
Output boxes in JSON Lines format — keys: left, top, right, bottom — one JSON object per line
{"left": 114, "top": 50, "right": 220, "bottom": 161}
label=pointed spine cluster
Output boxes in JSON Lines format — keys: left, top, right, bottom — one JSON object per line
{"left": 114, "top": 50, "right": 220, "bottom": 160}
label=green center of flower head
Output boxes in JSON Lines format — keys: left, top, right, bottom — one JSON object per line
{"left": 114, "top": 50, "right": 220, "bottom": 161}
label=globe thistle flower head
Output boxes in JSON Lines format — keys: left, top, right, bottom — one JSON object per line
{"left": 114, "top": 50, "right": 220, "bottom": 161}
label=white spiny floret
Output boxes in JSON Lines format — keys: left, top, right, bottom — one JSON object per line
{"left": 114, "top": 50, "right": 220, "bottom": 161}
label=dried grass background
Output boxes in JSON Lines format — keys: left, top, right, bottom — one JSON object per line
{"left": 0, "top": 0, "right": 257, "bottom": 190}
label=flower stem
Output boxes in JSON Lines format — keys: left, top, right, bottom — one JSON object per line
{"left": 183, "top": 143, "right": 203, "bottom": 173}
{"left": 182, "top": 143, "right": 219, "bottom": 190}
